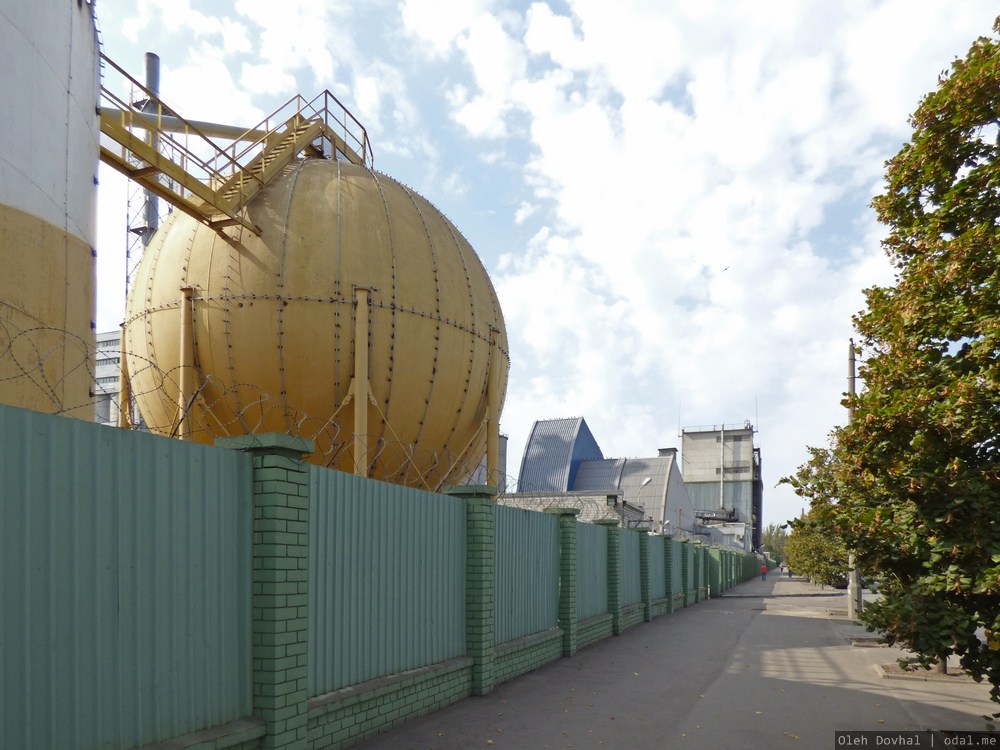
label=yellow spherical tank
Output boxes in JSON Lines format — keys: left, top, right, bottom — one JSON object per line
{"left": 123, "top": 158, "right": 508, "bottom": 489}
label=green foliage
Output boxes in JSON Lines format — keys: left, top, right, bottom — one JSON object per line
{"left": 784, "top": 17, "right": 1000, "bottom": 705}
{"left": 761, "top": 522, "right": 789, "bottom": 561}
{"left": 784, "top": 507, "right": 849, "bottom": 588}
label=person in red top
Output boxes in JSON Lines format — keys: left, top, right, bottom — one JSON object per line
{"left": 761, "top": 563, "right": 767, "bottom": 581}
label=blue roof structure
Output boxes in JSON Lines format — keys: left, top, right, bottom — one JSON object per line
{"left": 517, "top": 419, "right": 701, "bottom": 534}
{"left": 517, "top": 417, "right": 603, "bottom": 492}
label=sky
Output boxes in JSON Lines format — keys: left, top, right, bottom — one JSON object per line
{"left": 92, "top": 0, "right": 1000, "bottom": 528}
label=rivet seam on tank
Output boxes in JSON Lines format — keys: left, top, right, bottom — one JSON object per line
{"left": 122, "top": 293, "right": 499, "bottom": 345}
{"left": 435, "top": 202, "right": 479, "bottom": 474}
{"left": 333, "top": 159, "right": 343, "bottom": 400}
{"left": 141, "top": 213, "right": 165, "bottom": 378}
{"left": 276, "top": 161, "right": 306, "bottom": 429}
{"left": 370, "top": 170, "right": 397, "bottom": 463}
{"left": 397, "top": 180, "right": 442, "bottom": 485}
{"left": 182, "top": 220, "right": 198, "bottom": 373}
{"left": 222, "top": 221, "right": 243, "bottom": 427}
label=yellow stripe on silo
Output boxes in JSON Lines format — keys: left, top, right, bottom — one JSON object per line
{"left": 0, "top": 202, "right": 95, "bottom": 420}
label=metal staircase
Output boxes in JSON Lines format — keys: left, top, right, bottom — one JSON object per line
{"left": 98, "top": 53, "right": 372, "bottom": 236}
{"left": 212, "top": 115, "right": 324, "bottom": 221}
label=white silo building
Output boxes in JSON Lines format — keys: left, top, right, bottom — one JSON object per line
{"left": 0, "top": 0, "right": 100, "bottom": 420}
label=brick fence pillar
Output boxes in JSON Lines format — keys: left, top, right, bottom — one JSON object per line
{"left": 680, "top": 539, "right": 690, "bottom": 608}
{"left": 595, "top": 520, "right": 622, "bottom": 635}
{"left": 704, "top": 546, "right": 710, "bottom": 598}
{"left": 709, "top": 548, "right": 722, "bottom": 599}
{"left": 664, "top": 536, "right": 674, "bottom": 613}
{"left": 218, "top": 434, "right": 313, "bottom": 750}
{"left": 444, "top": 485, "right": 497, "bottom": 696}
{"left": 639, "top": 532, "right": 651, "bottom": 622}
{"left": 545, "top": 508, "right": 580, "bottom": 656}
{"left": 693, "top": 542, "right": 702, "bottom": 603}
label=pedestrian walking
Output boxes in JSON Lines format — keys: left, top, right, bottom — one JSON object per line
{"left": 761, "top": 563, "right": 767, "bottom": 581}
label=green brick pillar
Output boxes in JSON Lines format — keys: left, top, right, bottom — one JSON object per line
{"left": 692, "top": 542, "right": 702, "bottom": 603}
{"left": 680, "top": 540, "right": 691, "bottom": 607}
{"left": 709, "top": 548, "right": 722, "bottom": 599}
{"left": 663, "top": 536, "right": 674, "bottom": 613}
{"left": 445, "top": 485, "right": 497, "bottom": 696}
{"left": 595, "top": 520, "right": 622, "bottom": 635}
{"left": 702, "top": 547, "right": 710, "bottom": 597}
{"left": 218, "top": 434, "right": 313, "bottom": 750}
{"left": 639, "top": 532, "right": 651, "bottom": 622}
{"left": 546, "top": 508, "right": 580, "bottom": 656}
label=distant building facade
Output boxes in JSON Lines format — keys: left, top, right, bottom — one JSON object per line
{"left": 681, "top": 423, "right": 763, "bottom": 553}
{"left": 94, "top": 330, "right": 121, "bottom": 424}
{"left": 511, "top": 416, "right": 700, "bottom": 536}
{"left": 500, "top": 491, "right": 647, "bottom": 528}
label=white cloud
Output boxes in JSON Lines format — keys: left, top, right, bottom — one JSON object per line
{"left": 161, "top": 50, "right": 262, "bottom": 126}
{"left": 122, "top": 0, "right": 251, "bottom": 54}
{"left": 234, "top": 0, "right": 342, "bottom": 85}
{"left": 514, "top": 201, "right": 537, "bottom": 224}
{"left": 466, "top": 1, "right": 999, "bottom": 522}
{"left": 96, "top": 0, "right": 1000, "bottom": 528}
{"left": 240, "top": 62, "right": 296, "bottom": 96}
{"left": 400, "top": 0, "right": 496, "bottom": 56}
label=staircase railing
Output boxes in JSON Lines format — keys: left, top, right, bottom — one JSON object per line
{"left": 97, "top": 52, "right": 373, "bottom": 236}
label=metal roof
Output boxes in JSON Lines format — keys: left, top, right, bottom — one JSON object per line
{"left": 572, "top": 458, "right": 626, "bottom": 490}
{"left": 499, "top": 492, "right": 644, "bottom": 526}
{"left": 517, "top": 417, "right": 603, "bottom": 492}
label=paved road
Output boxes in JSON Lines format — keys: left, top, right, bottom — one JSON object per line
{"left": 355, "top": 575, "right": 997, "bottom": 750}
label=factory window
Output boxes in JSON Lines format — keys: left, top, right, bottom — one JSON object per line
{"left": 716, "top": 466, "right": 751, "bottom": 475}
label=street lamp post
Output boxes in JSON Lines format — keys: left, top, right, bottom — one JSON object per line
{"left": 637, "top": 476, "right": 653, "bottom": 530}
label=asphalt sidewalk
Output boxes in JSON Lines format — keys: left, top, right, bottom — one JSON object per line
{"left": 355, "top": 574, "right": 998, "bottom": 750}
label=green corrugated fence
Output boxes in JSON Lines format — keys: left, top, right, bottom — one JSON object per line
{"left": 308, "top": 468, "right": 467, "bottom": 695}
{"left": 1, "top": 405, "right": 766, "bottom": 750}
{"left": 494, "top": 505, "right": 560, "bottom": 645}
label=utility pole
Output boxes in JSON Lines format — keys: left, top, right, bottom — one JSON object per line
{"left": 847, "top": 339, "right": 863, "bottom": 619}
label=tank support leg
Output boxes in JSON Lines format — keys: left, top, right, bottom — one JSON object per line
{"left": 487, "top": 327, "right": 500, "bottom": 490}
{"left": 177, "top": 286, "right": 194, "bottom": 440}
{"left": 353, "top": 288, "right": 370, "bottom": 477}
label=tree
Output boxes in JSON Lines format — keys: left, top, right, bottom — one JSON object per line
{"left": 785, "top": 17, "right": 1000, "bottom": 701}
{"left": 783, "top": 504, "right": 850, "bottom": 588}
{"left": 761, "top": 522, "right": 789, "bottom": 561}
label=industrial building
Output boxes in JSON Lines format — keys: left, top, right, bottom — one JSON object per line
{"left": 508, "top": 416, "right": 763, "bottom": 549}
{"left": 509, "top": 416, "right": 701, "bottom": 536}
{"left": 0, "top": 0, "right": 98, "bottom": 421}
{"left": 94, "top": 330, "right": 121, "bottom": 424}
{"left": 681, "top": 423, "right": 764, "bottom": 552}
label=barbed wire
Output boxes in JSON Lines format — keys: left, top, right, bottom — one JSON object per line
{"left": 2, "top": 321, "right": 751, "bottom": 544}
{"left": 1, "top": 320, "right": 504, "bottom": 491}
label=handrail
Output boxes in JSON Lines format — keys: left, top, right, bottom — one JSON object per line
{"left": 214, "top": 89, "right": 373, "bottom": 173}
{"left": 100, "top": 53, "right": 244, "bottom": 183}
{"left": 98, "top": 51, "right": 374, "bottom": 235}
